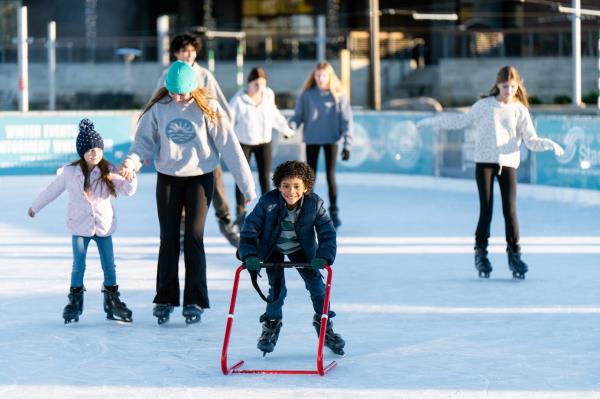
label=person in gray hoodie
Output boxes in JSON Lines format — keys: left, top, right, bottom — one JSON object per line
{"left": 289, "top": 61, "right": 353, "bottom": 228}
{"left": 120, "top": 61, "right": 256, "bottom": 325}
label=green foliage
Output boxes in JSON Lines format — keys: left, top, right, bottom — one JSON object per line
{"left": 553, "top": 94, "right": 572, "bottom": 104}
{"left": 582, "top": 92, "right": 598, "bottom": 104}
{"left": 528, "top": 96, "right": 542, "bottom": 105}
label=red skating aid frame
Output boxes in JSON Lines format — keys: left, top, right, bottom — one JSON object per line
{"left": 221, "top": 263, "right": 338, "bottom": 376}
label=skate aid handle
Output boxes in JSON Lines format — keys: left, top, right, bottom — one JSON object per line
{"left": 245, "top": 262, "right": 330, "bottom": 303}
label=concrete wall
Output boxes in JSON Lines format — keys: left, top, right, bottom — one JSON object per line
{"left": 437, "top": 57, "right": 598, "bottom": 105}
{"left": 0, "top": 59, "right": 407, "bottom": 110}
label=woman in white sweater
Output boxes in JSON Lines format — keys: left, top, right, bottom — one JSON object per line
{"left": 229, "top": 67, "right": 294, "bottom": 225}
{"left": 417, "top": 65, "right": 564, "bottom": 280}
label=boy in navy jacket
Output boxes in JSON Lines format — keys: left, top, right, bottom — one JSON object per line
{"left": 239, "top": 160, "right": 345, "bottom": 355}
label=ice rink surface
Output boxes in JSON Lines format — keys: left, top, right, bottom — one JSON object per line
{"left": 1, "top": 172, "right": 599, "bottom": 399}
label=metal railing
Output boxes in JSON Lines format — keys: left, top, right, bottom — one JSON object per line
{"left": 430, "top": 26, "right": 599, "bottom": 59}
{"left": 0, "top": 26, "right": 597, "bottom": 65}
{"left": 0, "top": 30, "right": 420, "bottom": 64}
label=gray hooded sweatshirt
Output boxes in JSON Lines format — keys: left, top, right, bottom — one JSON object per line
{"left": 127, "top": 97, "right": 256, "bottom": 201}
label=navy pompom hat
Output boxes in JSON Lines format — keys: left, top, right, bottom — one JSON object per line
{"left": 76, "top": 118, "right": 104, "bottom": 158}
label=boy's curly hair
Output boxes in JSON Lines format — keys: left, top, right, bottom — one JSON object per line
{"left": 272, "top": 160, "right": 315, "bottom": 192}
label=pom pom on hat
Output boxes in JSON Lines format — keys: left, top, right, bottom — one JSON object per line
{"left": 76, "top": 118, "right": 104, "bottom": 158}
{"left": 165, "top": 61, "right": 198, "bottom": 94}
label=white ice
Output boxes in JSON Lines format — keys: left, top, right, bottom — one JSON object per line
{"left": 1, "top": 172, "right": 600, "bottom": 399}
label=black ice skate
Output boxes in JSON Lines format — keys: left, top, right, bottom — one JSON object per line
{"left": 257, "top": 319, "right": 282, "bottom": 356}
{"left": 329, "top": 206, "right": 341, "bottom": 229}
{"left": 182, "top": 304, "right": 203, "bottom": 324}
{"left": 474, "top": 246, "right": 493, "bottom": 278}
{"left": 102, "top": 284, "right": 132, "bottom": 322}
{"left": 313, "top": 314, "right": 345, "bottom": 356}
{"left": 218, "top": 217, "right": 240, "bottom": 248}
{"left": 153, "top": 304, "right": 174, "bottom": 325}
{"left": 63, "top": 286, "right": 85, "bottom": 324}
{"left": 507, "top": 248, "right": 528, "bottom": 279}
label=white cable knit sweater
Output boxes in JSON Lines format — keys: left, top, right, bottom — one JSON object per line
{"left": 423, "top": 96, "right": 557, "bottom": 169}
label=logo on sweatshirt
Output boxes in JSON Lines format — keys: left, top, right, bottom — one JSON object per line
{"left": 166, "top": 118, "right": 196, "bottom": 144}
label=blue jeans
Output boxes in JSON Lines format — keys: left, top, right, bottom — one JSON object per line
{"left": 260, "top": 250, "right": 335, "bottom": 322}
{"left": 71, "top": 235, "right": 117, "bottom": 288}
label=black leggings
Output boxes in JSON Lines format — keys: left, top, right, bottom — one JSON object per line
{"left": 235, "top": 142, "right": 272, "bottom": 216}
{"left": 154, "top": 172, "right": 214, "bottom": 308}
{"left": 474, "top": 163, "right": 520, "bottom": 251}
{"left": 306, "top": 143, "right": 338, "bottom": 208}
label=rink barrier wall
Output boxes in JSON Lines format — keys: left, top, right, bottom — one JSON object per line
{"left": 0, "top": 110, "right": 598, "bottom": 190}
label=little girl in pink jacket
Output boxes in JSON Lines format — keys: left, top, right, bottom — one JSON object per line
{"left": 28, "top": 119, "right": 137, "bottom": 324}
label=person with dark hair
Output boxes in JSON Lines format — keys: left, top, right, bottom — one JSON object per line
{"left": 121, "top": 61, "right": 256, "bottom": 325}
{"left": 229, "top": 67, "right": 294, "bottom": 226}
{"left": 238, "top": 160, "right": 345, "bottom": 356}
{"left": 28, "top": 118, "right": 137, "bottom": 324}
{"left": 289, "top": 61, "right": 353, "bottom": 229}
{"left": 417, "top": 65, "right": 565, "bottom": 279}
{"left": 155, "top": 33, "right": 240, "bottom": 247}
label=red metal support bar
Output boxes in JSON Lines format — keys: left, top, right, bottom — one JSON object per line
{"left": 221, "top": 263, "right": 337, "bottom": 376}
{"left": 221, "top": 265, "right": 245, "bottom": 375}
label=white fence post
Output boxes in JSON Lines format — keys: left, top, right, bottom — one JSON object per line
{"left": 47, "top": 21, "right": 56, "bottom": 111}
{"left": 17, "top": 6, "right": 29, "bottom": 112}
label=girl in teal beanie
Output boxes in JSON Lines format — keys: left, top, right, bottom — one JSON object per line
{"left": 120, "top": 61, "right": 256, "bottom": 325}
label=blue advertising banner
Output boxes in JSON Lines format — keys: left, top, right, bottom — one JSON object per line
{"left": 260, "top": 111, "right": 435, "bottom": 176}
{"left": 1, "top": 110, "right": 599, "bottom": 192}
{"left": 336, "top": 112, "right": 434, "bottom": 175}
{"left": 0, "top": 112, "right": 136, "bottom": 174}
{"left": 534, "top": 115, "right": 600, "bottom": 190}
{"left": 431, "top": 122, "right": 532, "bottom": 183}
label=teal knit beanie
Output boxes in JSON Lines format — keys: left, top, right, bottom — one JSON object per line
{"left": 165, "top": 61, "right": 198, "bottom": 94}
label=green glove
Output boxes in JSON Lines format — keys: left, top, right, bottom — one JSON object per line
{"left": 244, "top": 256, "right": 261, "bottom": 271}
{"left": 310, "top": 257, "right": 327, "bottom": 270}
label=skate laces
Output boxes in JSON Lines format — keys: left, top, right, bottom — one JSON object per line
{"left": 108, "top": 291, "right": 127, "bottom": 308}
{"left": 259, "top": 320, "right": 280, "bottom": 341}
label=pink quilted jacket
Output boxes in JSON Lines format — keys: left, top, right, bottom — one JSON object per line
{"left": 31, "top": 164, "right": 137, "bottom": 237}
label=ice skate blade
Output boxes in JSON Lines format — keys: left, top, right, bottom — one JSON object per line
{"left": 512, "top": 272, "right": 526, "bottom": 280}
{"left": 478, "top": 271, "right": 490, "bottom": 278}
{"left": 64, "top": 317, "right": 79, "bottom": 324}
{"left": 329, "top": 348, "right": 345, "bottom": 356}
{"left": 184, "top": 316, "right": 201, "bottom": 325}
{"left": 106, "top": 314, "right": 133, "bottom": 323}
{"left": 257, "top": 344, "right": 275, "bottom": 356}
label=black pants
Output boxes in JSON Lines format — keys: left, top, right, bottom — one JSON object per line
{"left": 260, "top": 249, "right": 332, "bottom": 322}
{"left": 235, "top": 142, "right": 272, "bottom": 216}
{"left": 474, "top": 163, "right": 520, "bottom": 251}
{"left": 306, "top": 143, "right": 338, "bottom": 208}
{"left": 212, "top": 164, "right": 231, "bottom": 222}
{"left": 154, "top": 172, "right": 214, "bottom": 307}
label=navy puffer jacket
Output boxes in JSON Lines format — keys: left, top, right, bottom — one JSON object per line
{"left": 238, "top": 189, "right": 336, "bottom": 264}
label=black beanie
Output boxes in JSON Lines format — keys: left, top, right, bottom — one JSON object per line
{"left": 76, "top": 118, "right": 104, "bottom": 158}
